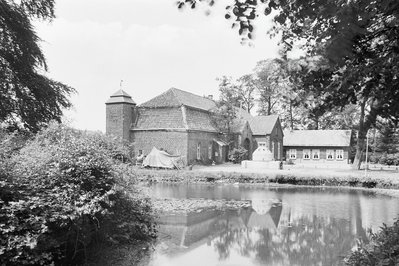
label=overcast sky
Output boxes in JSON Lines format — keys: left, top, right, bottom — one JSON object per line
{"left": 35, "top": 0, "right": 281, "bottom": 131}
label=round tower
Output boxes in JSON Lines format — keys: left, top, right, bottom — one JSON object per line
{"left": 105, "top": 89, "right": 136, "bottom": 140}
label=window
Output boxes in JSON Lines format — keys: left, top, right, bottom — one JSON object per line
{"left": 272, "top": 141, "right": 275, "bottom": 155}
{"left": 258, "top": 142, "right": 267, "bottom": 147}
{"left": 208, "top": 144, "right": 212, "bottom": 160}
{"left": 312, "top": 149, "right": 320, "bottom": 160}
{"left": 303, "top": 149, "right": 311, "bottom": 159}
{"left": 336, "top": 149, "right": 344, "bottom": 160}
{"left": 289, "top": 149, "right": 297, "bottom": 159}
{"left": 197, "top": 143, "right": 201, "bottom": 160}
{"left": 277, "top": 141, "right": 281, "bottom": 160}
{"left": 326, "top": 149, "right": 334, "bottom": 160}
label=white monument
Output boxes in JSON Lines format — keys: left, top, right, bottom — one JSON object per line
{"left": 252, "top": 146, "right": 274, "bottom": 162}
{"left": 241, "top": 145, "right": 282, "bottom": 169}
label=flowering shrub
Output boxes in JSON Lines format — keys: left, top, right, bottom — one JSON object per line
{"left": 228, "top": 147, "right": 248, "bottom": 164}
{"left": 0, "top": 123, "right": 155, "bottom": 265}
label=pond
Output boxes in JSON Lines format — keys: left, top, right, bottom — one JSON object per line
{"left": 142, "top": 183, "right": 399, "bottom": 266}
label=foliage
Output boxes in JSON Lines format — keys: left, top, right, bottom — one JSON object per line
{"left": 0, "top": 0, "right": 75, "bottom": 132}
{"left": 228, "top": 146, "right": 248, "bottom": 163}
{"left": 374, "top": 125, "right": 399, "bottom": 154}
{"left": 345, "top": 219, "right": 399, "bottom": 266}
{"left": 178, "top": 0, "right": 399, "bottom": 170}
{"left": 370, "top": 153, "right": 399, "bottom": 166}
{"left": 237, "top": 74, "right": 257, "bottom": 112}
{"left": 255, "top": 58, "right": 289, "bottom": 116}
{"left": 217, "top": 76, "right": 242, "bottom": 108}
{"left": 0, "top": 123, "right": 155, "bottom": 265}
{"left": 211, "top": 86, "right": 238, "bottom": 147}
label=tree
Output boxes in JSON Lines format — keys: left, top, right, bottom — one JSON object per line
{"left": 217, "top": 76, "right": 242, "bottom": 108}
{"left": 0, "top": 0, "right": 75, "bottom": 132}
{"left": 179, "top": 0, "right": 399, "bottom": 169}
{"left": 254, "top": 58, "right": 287, "bottom": 116}
{"left": 374, "top": 123, "right": 399, "bottom": 154}
{"left": 237, "top": 74, "right": 256, "bottom": 112}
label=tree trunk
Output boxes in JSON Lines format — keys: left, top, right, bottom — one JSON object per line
{"left": 352, "top": 98, "right": 379, "bottom": 170}
{"left": 289, "top": 100, "right": 294, "bottom": 130}
{"left": 352, "top": 101, "right": 366, "bottom": 170}
{"left": 267, "top": 96, "right": 271, "bottom": 115}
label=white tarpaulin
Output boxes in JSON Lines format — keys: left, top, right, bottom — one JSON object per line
{"left": 142, "top": 147, "right": 181, "bottom": 169}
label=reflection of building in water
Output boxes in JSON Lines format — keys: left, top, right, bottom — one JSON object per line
{"left": 157, "top": 202, "right": 285, "bottom": 253}
{"left": 158, "top": 209, "right": 222, "bottom": 249}
{"left": 149, "top": 186, "right": 399, "bottom": 266}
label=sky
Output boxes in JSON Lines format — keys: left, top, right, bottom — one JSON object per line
{"left": 35, "top": 0, "right": 282, "bottom": 132}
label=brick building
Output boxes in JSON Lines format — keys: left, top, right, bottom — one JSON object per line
{"left": 105, "top": 88, "right": 282, "bottom": 165}
{"left": 248, "top": 115, "right": 284, "bottom": 160}
{"left": 283, "top": 130, "right": 353, "bottom": 164}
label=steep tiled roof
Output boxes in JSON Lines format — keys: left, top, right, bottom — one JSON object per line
{"left": 134, "top": 108, "right": 185, "bottom": 129}
{"left": 249, "top": 115, "right": 279, "bottom": 135}
{"left": 106, "top": 89, "right": 136, "bottom": 104}
{"left": 185, "top": 108, "right": 217, "bottom": 132}
{"left": 140, "top": 88, "right": 216, "bottom": 111}
{"left": 231, "top": 108, "right": 254, "bottom": 133}
{"left": 284, "top": 130, "right": 352, "bottom": 147}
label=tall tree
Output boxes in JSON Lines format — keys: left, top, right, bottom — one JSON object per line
{"left": 179, "top": 0, "right": 399, "bottom": 169}
{"left": 237, "top": 74, "right": 256, "bottom": 112}
{"left": 254, "top": 58, "right": 287, "bottom": 116}
{"left": 0, "top": 0, "right": 74, "bottom": 132}
{"left": 217, "top": 76, "right": 242, "bottom": 108}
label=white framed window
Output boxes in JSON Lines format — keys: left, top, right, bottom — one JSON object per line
{"left": 312, "top": 149, "right": 320, "bottom": 160}
{"left": 272, "top": 141, "right": 275, "bottom": 155}
{"left": 258, "top": 142, "right": 266, "bottom": 147}
{"left": 303, "top": 149, "right": 311, "bottom": 160}
{"left": 197, "top": 143, "right": 201, "bottom": 160}
{"left": 336, "top": 149, "right": 344, "bottom": 160}
{"left": 208, "top": 144, "right": 212, "bottom": 160}
{"left": 289, "top": 149, "right": 297, "bottom": 159}
{"left": 277, "top": 141, "right": 281, "bottom": 160}
{"left": 326, "top": 149, "right": 334, "bottom": 160}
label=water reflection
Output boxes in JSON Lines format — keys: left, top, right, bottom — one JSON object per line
{"left": 145, "top": 184, "right": 399, "bottom": 266}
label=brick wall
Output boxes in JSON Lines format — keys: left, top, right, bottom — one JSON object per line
{"left": 106, "top": 103, "right": 135, "bottom": 140}
{"left": 187, "top": 131, "right": 218, "bottom": 164}
{"left": 239, "top": 122, "right": 253, "bottom": 159}
{"left": 269, "top": 121, "right": 284, "bottom": 160}
{"left": 132, "top": 130, "right": 188, "bottom": 163}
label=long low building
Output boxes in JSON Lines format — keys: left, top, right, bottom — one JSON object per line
{"left": 283, "top": 130, "right": 354, "bottom": 164}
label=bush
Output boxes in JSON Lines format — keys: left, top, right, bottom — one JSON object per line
{"left": 228, "top": 147, "right": 248, "bottom": 164}
{"left": 345, "top": 219, "right": 399, "bottom": 265}
{"left": 0, "top": 123, "right": 156, "bottom": 265}
{"left": 374, "top": 153, "right": 399, "bottom": 166}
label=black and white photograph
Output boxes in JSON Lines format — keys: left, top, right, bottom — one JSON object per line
{"left": 1, "top": 0, "right": 399, "bottom": 265}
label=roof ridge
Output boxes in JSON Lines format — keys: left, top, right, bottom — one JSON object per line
{"left": 169, "top": 87, "right": 183, "bottom": 106}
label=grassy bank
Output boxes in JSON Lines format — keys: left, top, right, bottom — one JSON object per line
{"left": 136, "top": 167, "right": 399, "bottom": 190}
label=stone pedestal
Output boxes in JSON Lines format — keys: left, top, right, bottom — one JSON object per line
{"left": 241, "top": 160, "right": 281, "bottom": 169}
